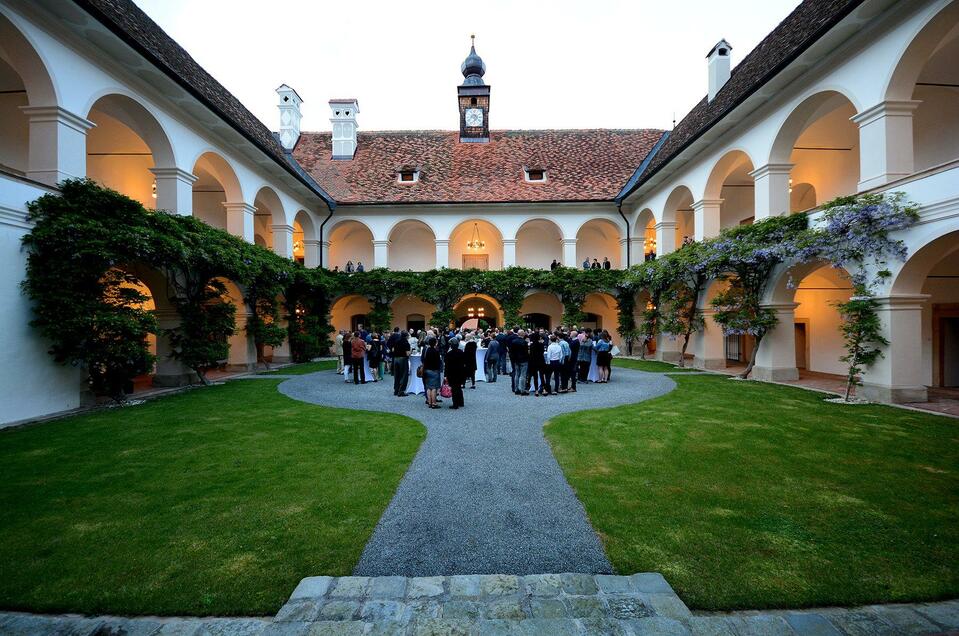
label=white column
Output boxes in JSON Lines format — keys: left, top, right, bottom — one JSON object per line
{"left": 271, "top": 223, "right": 295, "bottom": 259}
{"left": 502, "top": 238, "right": 517, "bottom": 268}
{"left": 228, "top": 297, "right": 256, "bottom": 371}
{"left": 692, "top": 199, "right": 723, "bottom": 241}
{"left": 152, "top": 309, "right": 197, "bottom": 386}
{"left": 655, "top": 333, "right": 682, "bottom": 363}
{"left": 20, "top": 106, "right": 94, "bottom": 187}
{"left": 852, "top": 100, "right": 921, "bottom": 191}
{"left": 860, "top": 295, "right": 929, "bottom": 403}
{"left": 619, "top": 237, "right": 629, "bottom": 268}
{"left": 320, "top": 240, "right": 331, "bottom": 269}
{"left": 750, "top": 163, "right": 793, "bottom": 220}
{"left": 655, "top": 221, "right": 676, "bottom": 257}
{"left": 373, "top": 239, "right": 390, "bottom": 269}
{"left": 303, "top": 239, "right": 320, "bottom": 268}
{"left": 752, "top": 302, "right": 799, "bottom": 382}
{"left": 693, "top": 309, "right": 726, "bottom": 370}
{"left": 223, "top": 202, "right": 256, "bottom": 243}
{"left": 629, "top": 237, "right": 644, "bottom": 264}
{"left": 562, "top": 238, "right": 578, "bottom": 267}
{"left": 435, "top": 239, "right": 450, "bottom": 269}
{"left": 150, "top": 167, "right": 197, "bottom": 216}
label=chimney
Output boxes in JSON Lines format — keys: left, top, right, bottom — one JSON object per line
{"left": 707, "top": 39, "right": 732, "bottom": 102}
{"left": 329, "top": 98, "right": 360, "bottom": 160}
{"left": 276, "top": 84, "right": 303, "bottom": 150}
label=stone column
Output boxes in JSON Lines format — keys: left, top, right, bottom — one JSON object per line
{"left": 20, "top": 106, "right": 94, "bottom": 187}
{"left": 223, "top": 202, "right": 256, "bottom": 243}
{"left": 270, "top": 315, "right": 292, "bottom": 364}
{"left": 152, "top": 309, "right": 197, "bottom": 387}
{"left": 693, "top": 309, "right": 726, "bottom": 370}
{"left": 752, "top": 303, "right": 799, "bottom": 381}
{"left": 303, "top": 239, "right": 320, "bottom": 268}
{"left": 228, "top": 301, "right": 257, "bottom": 371}
{"left": 655, "top": 221, "right": 676, "bottom": 257}
{"left": 502, "top": 238, "right": 517, "bottom": 268}
{"left": 435, "top": 239, "right": 450, "bottom": 269}
{"left": 150, "top": 167, "right": 197, "bottom": 216}
{"left": 852, "top": 100, "right": 921, "bottom": 190}
{"left": 373, "top": 239, "right": 390, "bottom": 269}
{"left": 271, "top": 223, "right": 295, "bottom": 259}
{"left": 692, "top": 198, "right": 723, "bottom": 241}
{"left": 619, "top": 237, "right": 629, "bottom": 268}
{"left": 750, "top": 163, "right": 793, "bottom": 220}
{"left": 629, "top": 237, "right": 644, "bottom": 264}
{"left": 562, "top": 238, "right": 578, "bottom": 267}
{"left": 860, "top": 294, "right": 929, "bottom": 403}
{"left": 320, "top": 240, "right": 331, "bottom": 269}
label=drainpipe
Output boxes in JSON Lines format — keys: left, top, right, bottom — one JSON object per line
{"left": 318, "top": 207, "right": 334, "bottom": 269}
{"left": 617, "top": 201, "right": 630, "bottom": 268}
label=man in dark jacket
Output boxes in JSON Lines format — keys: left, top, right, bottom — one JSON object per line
{"left": 566, "top": 331, "right": 581, "bottom": 392}
{"left": 509, "top": 330, "right": 530, "bottom": 395}
{"left": 495, "top": 329, "right": 510, "bottom": 375}
{"left": 485, "top": 338, "right": 501, "bottom": 382}
{"left": 392, "top": 331, "right": 411, "bottom": 396}
{"left": 444, "top": 337, "right": 466, "bottom": 409}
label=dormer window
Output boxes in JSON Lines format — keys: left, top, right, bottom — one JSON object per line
{"left": 524, "top": 168, "right": 547, "bottom": 183}
{"left": 397, "top": 169, "right": 420, "bottom": 183}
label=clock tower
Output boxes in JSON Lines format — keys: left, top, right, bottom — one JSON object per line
{"left": 458, "top": 35, "right": 490, "bottom": 143}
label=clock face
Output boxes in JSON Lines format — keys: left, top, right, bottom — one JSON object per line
{"left": 465, "top": 108, "right": 483, "bottom": 127}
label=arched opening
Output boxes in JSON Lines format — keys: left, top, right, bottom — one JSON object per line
{"left": 388, "top": 219, "right": 436, "bottom": 271}
{"left": 576, "top": 219, "right": 622, "bottom": 269}
{"left": 790, "top": 182, "right": 817, "bottom": 212}
{"left": 704, "top": 150, "right": 756, "bottom": 231}
{"left": 662, "top": 186, "right": 694, "bottom": 251}
{"left": 330, "top": 294, "right": 372, "bottom": 333}
{"left": 218, "top": 278, "right": 256, "bottom": 371}
{"left": 582, "top": 292, "right": 620, "bottom": 344}
{"left": 191, "top": 152, "right": 242, "bottom": 232}
{"left": 449, "top": 219, "right": 504, "bottom": 271}
{"left": 635, "top": 209, "right": 657, "bottom": 261}
{"left": 516, "top": 218, "right": 562, "bottom": 269}
{"left": 253, "top": 186, "right": 285, "bottom": 254}
{"left": 391, "top": 295, "right": 436, "bottom": 331}
{"left": 86, "top": 94, "right": 174, "bottom": 208}
{"left": 793, "top": 265, "right": 854, "bottom": 376}
{"left": 453, "top": 294, "right": 503, "bottom": 328}
{"left": 293, "top": 210, "right": 316, "bottom": 266}
{"left": 520, "top": 291, "right": 563, "bottom": 331}
{"left": 328, "top": 220, "right": 374, "bottom": 272}
{"left": 770, "top": 91, "right": 859, "bottom": 209}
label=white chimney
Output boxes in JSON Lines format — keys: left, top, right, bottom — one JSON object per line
{"left": 707, "top": 39, "right": 732, "bottom": 102}
{"left": 276, "top": 84, "right": 303, "bottom": 150}
{"left": 329, "top": 98, "right": 360, "bottom": 160}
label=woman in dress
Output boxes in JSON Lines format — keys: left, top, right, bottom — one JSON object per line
{"left": 367, "top": 332, "right": 383, "bottom": 382}
{"left": 595, "top": 332, "right": 612, "bottom": 383}
{"left": 421, "top": 337, "right": 443, "bottom": 409}
{"left": 463, "top": 334, "right": 478, "bottom": 389}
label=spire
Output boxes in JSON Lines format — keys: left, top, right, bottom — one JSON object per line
{"left": 460, "top": 34, "right": 486, "bottom": 86}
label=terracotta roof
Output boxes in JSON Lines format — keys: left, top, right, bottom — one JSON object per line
{"left": 72, "top": 0, "right": 335, "bottom": 208}
{"left": 294, "top": 129, "right": 664, "bottom": 204}
{"left": 618, "top": 0, "right": 863, "bottom": 202}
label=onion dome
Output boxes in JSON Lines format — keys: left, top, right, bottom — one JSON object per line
{"left": 460, "top": 35, "right": 486, "bottom": 86}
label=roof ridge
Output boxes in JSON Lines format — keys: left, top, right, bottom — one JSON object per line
{"left": 300, "top": 127, "right": 666, "bottom": 135}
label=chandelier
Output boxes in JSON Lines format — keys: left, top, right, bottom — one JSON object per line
{"left": 466, "top": 222, "right": 485, "bottom": 250}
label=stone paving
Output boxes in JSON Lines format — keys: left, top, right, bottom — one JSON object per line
{"left": 4, "top": 573, "right": 957, "bottom": 635}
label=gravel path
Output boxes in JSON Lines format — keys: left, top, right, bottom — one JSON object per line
{"left": 278, "top": 367, "right": 676, "bottom": 577}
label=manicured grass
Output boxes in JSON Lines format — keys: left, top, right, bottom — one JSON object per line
{"left": 259, "top": 359, "right": 337, "bottom": 375}
{"left": 545, "top": 374, "right": 959, "bottom": 611}
{"left": 0, "top": 380, "right": 424, "bottom": 616}
{"left": 612, "top": 358, "right": 697, "bottom": 373}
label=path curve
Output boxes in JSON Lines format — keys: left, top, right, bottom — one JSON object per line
{"left": 279, "top": 367, "right": 676, "bottom": 576}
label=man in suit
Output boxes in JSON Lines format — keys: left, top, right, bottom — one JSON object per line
{"left": 444, "top": 337, "right": 466, "bottom": 409}
{"left": 566, "top": 330, "right": 581, "bottom": 392}
{"left": 334, "top": 330, "right": 345, "bottom": 374}
{"left": 495, "top": 329, "right": 510, "bottom": 375}
{"left": 392, "top": 330, "right": 411, "bottom": 396}
{"left": 509, "top": 330, "right": 530, "bottom": 395}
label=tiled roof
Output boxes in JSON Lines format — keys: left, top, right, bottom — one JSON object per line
{"left": 618, "top": 0, "right": 863, "bottom": 202}
{"left": 72, "top": 0, "right": 335, "bottom": 208}
{"left": 294, "top": 129, "right": 664, "bottom": 204}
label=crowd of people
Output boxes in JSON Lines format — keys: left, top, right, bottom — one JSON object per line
{"left": 332, "top": 323, "right": 618, "bottom": 409}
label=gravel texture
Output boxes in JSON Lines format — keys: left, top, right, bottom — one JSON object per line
{"left": 278, "top": 367, "right": 676, "bottom": 576}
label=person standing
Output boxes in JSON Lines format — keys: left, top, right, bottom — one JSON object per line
{"left": 422, "top": 337, "right": 442, "bottom": 409}
{"left": 356, "top": 261, "right": 365, "bottom": 272}
{"left": 550, "top": 259, "right": 559, "bottom": 271}
{"left": 334, "top": 330, "right": 345, "bottom": 374}
{"left": 591, "top": 258, "right": 601, "bottom": 270}
{"left": 582, "top": 257, "right": 590, "bottom": 270}
{"left": 485, "top": 336, "right": 500, "bottom": 382}
{"left": 603, "top": 257, "right": 611, "bottom": 270}
{"left": 578, "top": 329, "right": 593, "bottom": 382}
{"left": 557, "top": 331, "right": 572, "bottom": 392}
{"left": 595, "top": 333, "right": 612, "bottom": 383}
{"left": 495, "top": 329, "right": 510, "bottom": 375}
{"left": 546, "top": 335, "right": 564, "bottom": 395}
{"left": 346, "top": 260, "right": 354, "bottom": 273}
{"left": 343, "top": 332, "right": 353, "bottom": 383}
{"left": 392, "top": 330, "right": 411, "bottom": 397}
{"left": 463, "top": 335, "right": 478, "bottom": 389}
{"left": 368, "top": 332, "right": 383, "bottom": 382}
{"left": 350, "top": 331, "right": 368, "bottom": 385}
{"left": 567, "top": 330, "right": 581, "bottom": 392}
{"left": 509, "top": 330, "right": 530, "bottom": 396}
{"left": 529, "top": 332, "right": 548, "bottom": 396}
{"left": 444, "top": 337, "right": 466, "bottom": 409}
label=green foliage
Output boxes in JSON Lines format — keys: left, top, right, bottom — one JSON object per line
{"left": 284, "top": 268, "right": 334, "bottom": 362}
{"left": 834, "top": 287, "right": 889, "bottom": 401}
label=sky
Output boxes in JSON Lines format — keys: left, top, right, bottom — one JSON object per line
{"left": 135, "top": 0, "right": 801, "bottom": 134}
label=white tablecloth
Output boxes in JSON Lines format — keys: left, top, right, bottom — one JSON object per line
{"left": 587, "top": 349, "right": 602, "bottom": 382}
{"left": 406, "top": 354, "right": 424, "bottom": 395}
{"left": 474, "top": 347, "right": 488, "bottom": 382}
{"left": 344, "top": 352, "right": 373, "bottom": 382}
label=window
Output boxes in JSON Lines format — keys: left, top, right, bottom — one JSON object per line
{"left": 397, "top": 169, "right": 419, "bottom": 183}
{"left": 524, "top": 168, "right": 547, "bottom": 182}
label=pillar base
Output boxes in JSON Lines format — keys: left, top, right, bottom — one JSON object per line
{"left": 694, "top": 357, "right": 726, "bottom": 371}
{"left": 225, "top": 363, "right": 256, "bottom": 373}
{"left": 270, "top": 355, "right": 292, "bottom": 364}
{"left": 751, "top": 365, "right": 799, "bottom": 382}
{"left": 657, "top": 350, "right": 681, "bottom": 363}
{"left": 860, "top": 383, "right": 927, "bottom": 404}
{"left": 153, "top": 372, "right": 197, "bottom": 387}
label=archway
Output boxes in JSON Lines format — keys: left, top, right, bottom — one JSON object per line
{"left": 582, "top": 292, "right": 620, "bottom": 344}
{"left": 391, "top": 295, "right": 436, "bottom": 331}
{"left": 191, "top": 152, "right": 242, "bottom": 232}
{"left": 328, "top": 220, "right": 374, "bottom": 272}
{"left": 662, "top": 186, "right": 694, "bottom": 252}
{"left": 449, "top": 219, "right": 504, "bottom": 271}
{"left": 516, "top": 218, "right": 562, "bottom": 269}
{"left": 770, "top": 91, "right": 859, "bottom": 209}
{"left": 293, "top": 210, "right": 316, "bottom": 266}
{"left": 635, "top": 209, "right": 657, "bottom": 261}
{"left": 520, "top": 291, "right": 563, "bottom": 331}
{"left": 576, "top": 219, "right": 622, "bottom": 269}
{"left": 388, "top": 219, "right": 435, "bottom": 271}
{"left": 86, "top": 94, "right": 175, "bottom": 208}
{"left": 330, "top": 294, "right": 373, "bottom": 333}
{"left": 253, "top": 186, "right": 286, "bottom": 254}
{"left": 453, "top": 294, "right": 503, "bottom": 328}
{"left": 704, "top": 150, "right": 756, "bottom": 232}
{"left": 0, "top": 54, "right": 28, "bottom": 176}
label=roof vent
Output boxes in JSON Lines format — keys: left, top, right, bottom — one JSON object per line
{"left": 707, "top": 39, "right": 732, "bottom": 102}
{"left": 276, "top": 84, "right": 302, "bottom": 150}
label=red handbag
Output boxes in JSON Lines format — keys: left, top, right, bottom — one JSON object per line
{"left": 440, "top": 381, "right": 452, "bottom": 398}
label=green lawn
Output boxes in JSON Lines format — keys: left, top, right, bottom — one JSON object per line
{"left": 545, "top": 374, "right": 959, "bottom": 611}
{"left": 0, "top": 379, "right": 424, "bottom": 617}
{"left": 259, "top": 359, "right": 338, "bottom": 375}
{"left": 613, "top": 358, "right": 697, "bottom": 372}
